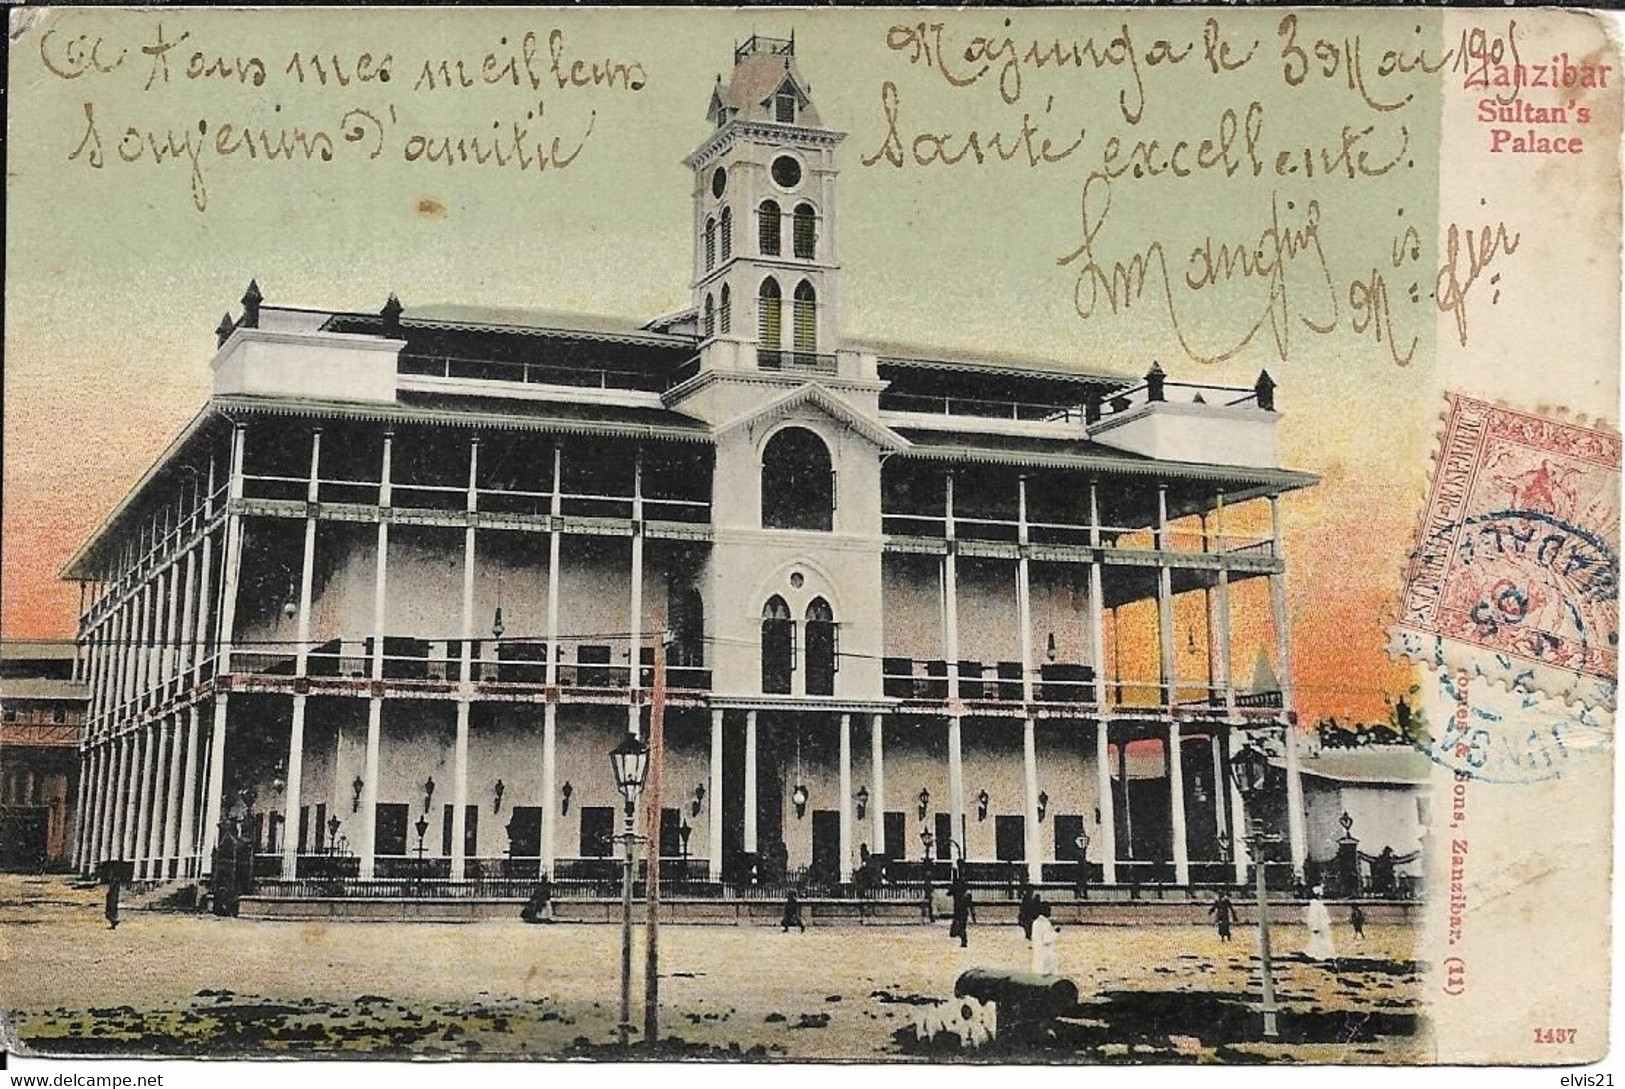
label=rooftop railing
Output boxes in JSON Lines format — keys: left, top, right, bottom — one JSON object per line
{"left": 879, "top": 391, "right": 1087, "bottom": 424}
{"left": 399, "top": 351, "right": 672, "bottom": 394}
{"left": 880, "top": 511, "right": 1273, "bottom": 554}
{"left": 757, "top": 349, "right": 837, "bottom": 375}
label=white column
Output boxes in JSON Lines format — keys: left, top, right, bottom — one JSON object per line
{"left": 744, "top": 710, "right": 758, "bottom": 858}
{"left": 1210, "top": 731, "right": 1229, "bottom": 853}
{"left": 942, "top": 475, "right": 965, "bottom": 847}
{"left": 111, "top": 735, "right": 132, "bottom": 860}
{"left": 1022, "top": 717, "right": 1041, "bottom": 885}
{"left": 541, "top": 703, "right": 558, "bottom": 874}
{"left": 201, "top": 697, "right": 229, "bottom": 868}
{"left": 1168, "top": 722, "right": 1189, "bottom": 885}
{"left": 870, "top": 713, "right": 886, "bottom": 857}
{"left": 176, "top": 546, "right": 198, "bottom": 685}
{"left": 360, "top": 431, "right": 392, "bottom": 880}
{"left": 160, "top": 556, "right": 181, "bottom": 696}
{"left": 451, "top": 702, "right": 471, "bottom": 880}
{"left": 145, "top": 723, "right": 170, "bottom": 876}
{"left": 1016, "top": 476, "right": 1035, "bottom": 703}
{"left": 540, "top": 443, "right": 562, "bottom": 875}
{"left": 708, "top": 709, "right": 724, "bottom": 881}
{"left": 201, "top": 425, "right": 248, "bottom": 868}
{"left": 1226, "top": 726, "right": 1252, "bottom": 885}
{"left": 1215, "top": 493, "right": 1237, "bottom": 716}
{"left": 191, "top": 458, "right": 218, "bottom": 685}
{"left": 1087, "top": 481, "right": 1117, "bottom": 883}
{"left": 627, "top": 447, "right": 644, "bottom": 736}
{"left": 1156, "top": 485, "right": 1176, "bottom": 709}
{"left": 80, "top": 747, "right": 103, "bottom": 871}
{"left": 452, "top": 435, "right": 477, "bottom": 882}
{"left": 128, "top": 727, "right": 152, "bottom": 862}
{"left": 90, "top": 742, "right": 111, "bottom": 864}
{"left": 133, "top": 583, "right": 152, "bottom": 710}
{"left": 282, "top": 428, "right": 321, "bottom": 880}
{"left": 838, "top": 713, "right": 853, "bottom": 883}
{"left": 1270, "top": 495, "right": 1307, "bottom": 881}
{"left": 177, "top": 706, "right": 201, "bottom": 877}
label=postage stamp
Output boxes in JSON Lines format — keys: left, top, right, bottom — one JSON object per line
{"left": 1393, "top": 394, "right": 1620, "bottom": 711}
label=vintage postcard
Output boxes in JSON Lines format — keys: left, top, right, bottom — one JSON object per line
{"left": 1, "top": 3, "right": 1619, "bottom": 1073}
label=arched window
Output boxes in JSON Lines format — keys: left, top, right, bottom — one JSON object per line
{"left": 758, "top": 200, "right": 781, "bottom": 256}
{"left": 703, "top": 293, "right": 715, "bottom": 338}
{"left": 804, "top": 597, "right": 837, "bottom": 696}
{"left": 793, "top": 280, "right": 818, "bottom": 361}
{"left": 793, "top": 203, "right": 817, "bottom": 260}
{"left": 719, "top": 284, "right": 732, "bottom": 334}
{"left": 668, "top": 584, "right": 705, "bottom": 671}
{"left": 758, "top": 278, "right": 782, "bottom": 352}
{"left": 761, "top": 596, "right": 794, "bottom": 694}
{"left": 704, "top": 217, "right": 716, "bottom": 271}
{"left": 720, "top": 207, "right": 733, "bottom": 260}
{"left": 761, "top": 426, "right": 834, "bottom": 532}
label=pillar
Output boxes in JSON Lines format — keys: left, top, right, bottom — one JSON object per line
{"left": 743, "top": 710, "right": 758, "bottom": 858}
{"left": 946, "top": 716, "right": 964, "bottom": 853}
{"left": 1155, "top": 485, "right": 1176, "bottom": 709}
{"left": 1022, "top": 717, "right": 1041, "bottom": 885}
{"left": 451, "top": 435, "right": 477, "bottom": 882}
{"left": 1210, "top": 730, "right": 1229, "bottom": 855}
{"left": 282, "top": 428, "right": 321, "bottom": 880}
{"left": 1168, "top": 723, "right": 1190, "bottom": 885}
{"left": 451, "top": 701, "right": 471, "bottom": 880}
{"left": 1270, "top": 495, "right": 1307, "bottom": 880}
{"left": 360, "top": 431, "right": 392, "bottom": 880}
{"left": 109, "top": 735, "right": 130, "bottom": 861}
{"left": 201, "top": 425, "right": 248, "bottom": 869}
{"left": 81, "top": 746, "right": 104, "bottom": 871}
{"left": 1016, "top": 476, "right": 1035, "bottom": 703}
{"left": 1086, "top": 481, "right": 1117, "bottom": 883}
{"left": 1215, "top": 493, "right": 1237, "bottom": 716}
{"left": 838, "top": 713, "right": 853, "bottom": 883}
{"left": 1226, "top": 726, "right": 1252, "bottom": 885}
{"left": 869, "top": 713, "right": 886, "bottom": 858}
{"left": 540, "top": 443, "right": 563, "bottom": 875}
{"left": 627, "top": 448, "right": 644, "bottom": 736}
{"left": 708, "top": 709, "right": 724, "bottom": 881}
{"left": 201, "top": 697, "right": 229, "bottom": 867}
{"left": 541, "top": 703, "right": 558, "bottom": 874}
{"left": 177, "top": 706, "right": 201, "bottom": 877}
{"left": 127, "top": 727, "right": 150, "bottom": 862}
{"left": 145, "top": 722, "right": 170, "bottom": 876}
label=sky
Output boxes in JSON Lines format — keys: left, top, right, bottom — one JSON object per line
{"left": 3, "top": 7, "right": 1451, "bottom": 722}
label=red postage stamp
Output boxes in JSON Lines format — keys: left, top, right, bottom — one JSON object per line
{"left": 1393, "top": 394, "right": 1620, "bottom": 709}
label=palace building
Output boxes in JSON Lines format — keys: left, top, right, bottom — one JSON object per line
{"left": 64, "top": 35, "right": 1320, "bottom": 900}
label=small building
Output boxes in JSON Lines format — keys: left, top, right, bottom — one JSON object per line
{"left": 1294, "top": 744, "right": 1430, "bottom": 898}
{"left": 1, "top": 642, "right": 89, "bottom": 871}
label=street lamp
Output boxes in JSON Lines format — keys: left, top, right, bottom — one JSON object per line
{"left": 1230, "top": 740, "right": 1281, "bottom": 1040}
{"left": 1074, "top": 827, "right": 1091, "bottom": 899}
{"left": 610, "top": 733, "right": 650, "bottom": 1048}
{"left": 413, "top": 814, "right": 430, "bottom": 896}
{"left": 919, "top": 826, "right": 936, "bottom": 915}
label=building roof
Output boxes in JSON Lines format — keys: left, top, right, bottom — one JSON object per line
{"left": 1289, "top": 747, "right": 1433, "bottom": 786}
{"left": 864, "top": 341, "right": 1131, "bottom": 389}
{"left": 708, "top": 45, "right": 821, "bottom": 127}
{"left": 398, "top": 304, "right": 697, "bottom": 349}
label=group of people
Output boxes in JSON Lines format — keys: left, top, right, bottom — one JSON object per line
{"left": 1209, "top": 886, "right": 1365, "bottom": 961}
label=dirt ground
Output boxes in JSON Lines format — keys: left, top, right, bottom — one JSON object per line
{"left": 0, "top": 875, "right": 1428, "bottom": 1063}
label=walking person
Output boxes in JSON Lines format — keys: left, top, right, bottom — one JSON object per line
{"left": 521, "top": 872, "right": 555, "bottom": 924}
{"left": 103, "top": 862, "right": 123, "bottom": 930}
{"left": 948, "top": 872, "right": 976, "bottom": 949}
{"left": 1304, "top": 886, "right": 1336, "bottom": 961}
{"left": 780, "top": 889, "right": 806, "bottom": 933}
{"left": 1350, "top": 903, "right": 1366, "bottom": 941}
{"left": 1209, "top": 891, "right": 1237, "bottom": 942}
{"left": 1017, "top": 887, "right": 1041, "bottom": 940}
{"left": 1029, "top": 904, "right": 1059, "bottom": 975}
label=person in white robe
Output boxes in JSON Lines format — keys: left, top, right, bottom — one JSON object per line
{"left": 1304, "top": 886, "right": 1336, "bottom": 961}
{"left": 1030, "top": 906, "right": 1060, "bottom": 975}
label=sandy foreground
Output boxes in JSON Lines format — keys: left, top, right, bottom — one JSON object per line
{"left": 0, "top": 876, "right": 1427, "bottom": 1063}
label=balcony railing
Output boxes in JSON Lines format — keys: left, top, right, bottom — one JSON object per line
{"left": 881, "top": 511, "right": 1272, "bottom": 554}
{"left": 228, "top": 638, "right": 712, "bottom": 692}
{"left": 881, "top": 658, "right": 1096, "bottom": 704}
{"left": 237, "top": 473, "right": 710, "bottom": 523}
{"left": 880, "top": 391, "right": 1087, "bottom": 424}
{"left": 757, "top": 349, "right": 837, "bottom": 375}
{"left": 399, "top": 352, "right": 670, "bottom": 394}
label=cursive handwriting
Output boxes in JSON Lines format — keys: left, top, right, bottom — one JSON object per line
{"left": 1436, "top": 218, "right": 1521, "bottom": 348}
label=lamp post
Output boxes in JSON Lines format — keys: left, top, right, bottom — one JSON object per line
{"left": 919, "top": 826, "right": 936, "bottom": 915}
{"left": 610, "top": 732, "right": 650, "bottom": 1048}
{"left": 1230, "top": 740, "right": 1281, "bottom": 1040}
{"left": 1074, "top": 828, "right": 1091, "bottom": 899}
{"left": 413, "top": 814, "right": 429, "bottom": 896}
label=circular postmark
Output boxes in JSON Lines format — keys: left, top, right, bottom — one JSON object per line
{"left": 1410, "top": 667, "right": 1609, "bottom": 785}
